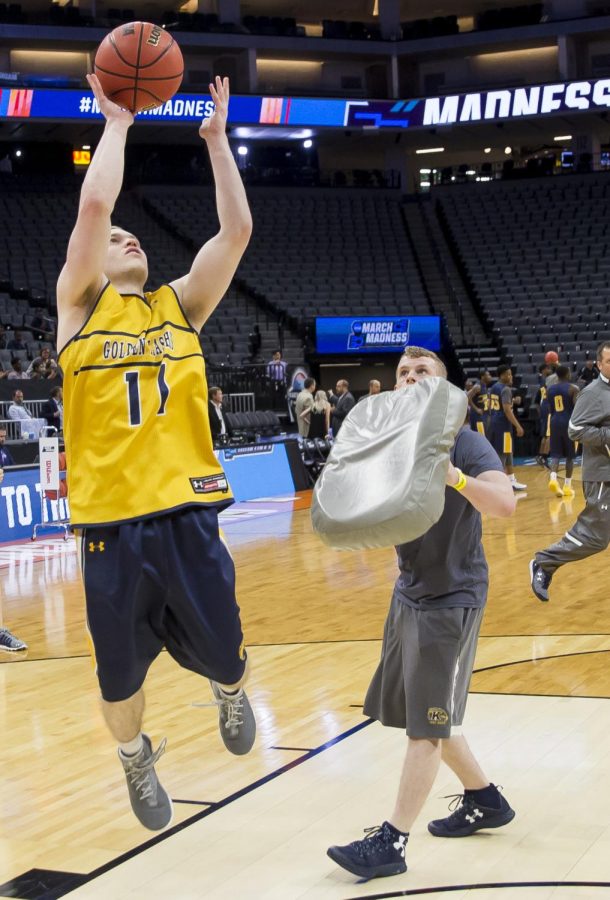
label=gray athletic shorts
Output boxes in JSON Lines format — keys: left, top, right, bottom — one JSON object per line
{"left": 363, "top": 593, "right": 484, "bottom": 739}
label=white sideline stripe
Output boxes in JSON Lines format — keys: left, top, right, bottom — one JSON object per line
{"left": 565, "top": 531, "right": 584, "bottom": 547}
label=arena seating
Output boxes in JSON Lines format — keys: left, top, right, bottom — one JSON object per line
{"left": 0, "top": 176, "right": 295, "bottom": 369}
{"left": 435, "top": 173, "right": 610, "bottom": 399}
{"left": 224, "top": 410, "right": 283, "bottom": 442}
{"left": 142, "top": 186, "right": 431, "bottom": 329}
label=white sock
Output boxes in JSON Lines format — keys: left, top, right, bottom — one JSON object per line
{"left": 550, "top": 471, "right": 558, "bottom": 482}
{"left": 215, "top": 683, "right": 240, "bottom": 697}
{"left": 509, "top": 473, "right": 516, "bottom": 482}
{"left": 119, "top": 733, "right": 144, "bottom": 757}
{"left": 564, "top": 477, "right": 572, "bottom": 488}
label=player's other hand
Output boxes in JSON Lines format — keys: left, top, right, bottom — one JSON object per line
{"left": 86, "top": 74, "right": 134, "bottom": 126}
{"left": 516, "top": 424, "right": 525, "bottom": 438}
{"left": 200, "top": 76, "right": 229, "bottom": 140}
{"left": 446, "top": 461, "right": 459, "bottom": 486}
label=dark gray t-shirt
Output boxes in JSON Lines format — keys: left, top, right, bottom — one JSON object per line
{"left": 394, "top": 427, "right": 504, "bottom": 610}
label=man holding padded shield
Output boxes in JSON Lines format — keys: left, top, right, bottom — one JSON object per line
{"left": 328, "top": 346, "right": 517, "bottom": 881}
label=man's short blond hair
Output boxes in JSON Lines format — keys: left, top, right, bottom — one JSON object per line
{"left": 399, "top": 346, "right": 447, "bottom": 378}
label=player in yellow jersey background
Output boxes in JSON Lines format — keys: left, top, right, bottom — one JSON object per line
{"left": 56, "top": 73, "right": 254, "bottom": 831}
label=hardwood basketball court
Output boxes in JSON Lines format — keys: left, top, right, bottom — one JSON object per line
{"left": 1, "top": 464, "right": 610, "bottom": 899}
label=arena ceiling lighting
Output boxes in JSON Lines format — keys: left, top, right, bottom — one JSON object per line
{"left": 415, "top": 147, "right": 445, "bottom": 154}
{"left": 303, "top": 138, "right": 313, "bottom": 148}
{"left": 554, "top": 135, "right": 572, "bottom": 140}
{"left": 484, "top": 147, "right": 491, "bottom": 153}
{"left": 504, "top": 146, "right": 512, "bottom": 154}
{"left": 237, "top": 145, "right": 248, "bottom": 156}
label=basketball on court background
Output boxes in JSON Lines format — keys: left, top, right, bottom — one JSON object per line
{"left": 94, "top": 22, "right": 183, "bottom": 114}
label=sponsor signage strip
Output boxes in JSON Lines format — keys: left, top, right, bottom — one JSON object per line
{"left": 1, "top": 78, "right": 609, "bottom": 128}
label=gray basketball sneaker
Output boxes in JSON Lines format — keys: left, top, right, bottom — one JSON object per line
{"left": 118, "top": 735, "right": 173, "bottom": 831}
{"left": 208, "top": 681, "right": 256, "bottom": 755}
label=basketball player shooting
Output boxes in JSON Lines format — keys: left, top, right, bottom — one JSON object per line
{"left": 56, "top": 74, "right": 254, "bottom": 831}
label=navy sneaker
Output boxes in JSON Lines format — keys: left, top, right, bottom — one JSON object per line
{"left": 530, "top": 558, "right": 552, "bottom": 602}
{"left": 0, "top": 628, "right": 27, "bottom": 652}
{"left": 327, "top": 821, "right": 407, "bottom": 880}
{"left": 428, "top": 789, "right": 515, "bottom": 838}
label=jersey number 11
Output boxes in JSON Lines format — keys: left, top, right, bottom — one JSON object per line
{"left": 125, "top": 364, "right": 169, "bottom": 427}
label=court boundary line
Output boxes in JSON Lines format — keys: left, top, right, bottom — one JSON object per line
{"left": 344, "top": 879, "right": 610, "bottom": 899}
{"left": 473, "top": 647, "right": 610, "bottom": 674}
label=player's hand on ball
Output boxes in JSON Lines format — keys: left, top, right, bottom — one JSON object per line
{"left": 200, "top": 76, "right": 229, "bottom": 140}
{"left": 86, "top": 74, "right": 134, "bottom": 126}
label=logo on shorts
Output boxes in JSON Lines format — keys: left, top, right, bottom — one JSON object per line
{"left": 427, "top": 707, "right": 449, "bottom": 725}
{"left": 238, "top": 641, "right": 246, "bottom": 661}
{"left": 190, "top": 474, "right": 229, "bottom": 494}
{"left": 88, "top": 541, "right": 105, "bottom": 553}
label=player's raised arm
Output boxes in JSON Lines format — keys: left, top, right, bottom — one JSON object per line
{"left": 171, "top": 77, "right": 253, "bottom": 332}
{"left": 57, "top": 75, "right": 133, "bottom": 338}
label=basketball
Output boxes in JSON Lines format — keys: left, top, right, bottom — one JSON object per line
{"left": 544, "top": 351, "right": 559, "bottom": 364}
{"left": 94, "top": 22, "right": 183, "bottom": 114}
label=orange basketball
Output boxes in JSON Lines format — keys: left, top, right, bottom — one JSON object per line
{"left": 544, "top": 351, "right": 559, "bottom": 364}
{"left": 94, "top": 22, "right": 183, "bottom": 114}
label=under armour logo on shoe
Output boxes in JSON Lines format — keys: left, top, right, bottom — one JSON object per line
{"left": 88, "top": 541, "right": 105, "bottom": 552}
{"left": 393, "top": 835, "right": 407, "bottom": 858}
{"left": 465, "top": 808, "right": 484, "bottom": 824}
{"left": 602, "top": 504, "right": 608, "bottom": 511}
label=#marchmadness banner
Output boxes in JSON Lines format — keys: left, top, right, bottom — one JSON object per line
{"left": 315, "top": 315, "right": 441, "bottom": 354}
{"left": 2, "top": 77, "right": 610, "bottom": 129}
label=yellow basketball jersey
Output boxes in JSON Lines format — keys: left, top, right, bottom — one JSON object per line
{"left": 59, "top": 281, "right": 233, "bottom": 527}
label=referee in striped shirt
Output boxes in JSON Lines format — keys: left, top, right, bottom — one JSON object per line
{"left": 267, "top": 350, "right": 287, "bottom": 408}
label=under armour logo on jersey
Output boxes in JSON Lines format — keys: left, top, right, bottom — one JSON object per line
{"left": 88, "top": 541, "right": 105, "bottom": 553}
{"left": 393, "top": 835, "right": 407, "bottom": 858}
{"left": 465, "top": 808, "right": 484, "bottom": 824}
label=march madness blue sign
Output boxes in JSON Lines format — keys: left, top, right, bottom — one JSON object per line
{"left": 315, "top": 315, "right": 441, "bottom": 354}
{"left": 0, "top": 467, "right": 69, "bottom": 542}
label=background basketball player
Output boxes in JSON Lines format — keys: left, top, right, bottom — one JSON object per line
{"left": 327, "top": 346, "right": 516, "bottom": 881}
{"left": 535, "top": 363, "right": 551, "bottom": 468}
{"left": 546, "top": 365, "right": 579, "bottom": 498}
{"left": 57, "top": 74, "right": 254, "bottom": 831}
{"left": 467, "top": 370, "right": 492, "bottom": 435}
{"left": 487, "top": 365, "right": 526, "bottom": 491}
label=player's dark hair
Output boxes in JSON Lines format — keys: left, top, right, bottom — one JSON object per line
{"left": 556, "top": 365, "right": 570, "bottom": 380}
{"left": 538, "top": 362, "right": 550, "bottom": 373}
{"left": 304, "top": 377, "right": 316, "bottom": 389}
{"left": 497, "top": 364, "right": 511, "bottom": 378}
{"left": 596, "top": 340, "right": 610, "bottom": 361}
